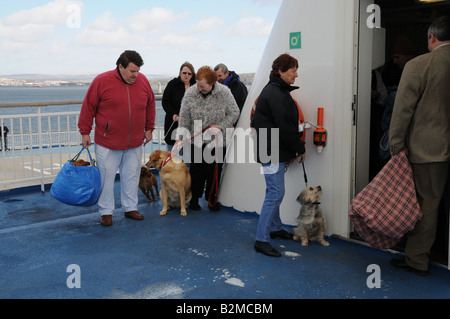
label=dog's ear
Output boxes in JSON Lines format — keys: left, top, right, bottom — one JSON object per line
{"left": 153, "top": 151, "right": 164, "bottom": 165}
{"left": 149, "top": 150, "right": 159, "bottom": 162}
{"left": 152, "top": 150, "right": 160, "bottom": 158}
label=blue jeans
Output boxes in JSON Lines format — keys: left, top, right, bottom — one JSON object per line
{"left": 256, "top": 162, "right": 286, "bottom": 242}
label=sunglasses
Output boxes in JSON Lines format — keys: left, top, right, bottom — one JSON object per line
{"left": 182, "top": 72, "right": 192, "bottom": 76}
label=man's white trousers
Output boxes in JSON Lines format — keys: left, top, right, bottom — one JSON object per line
{"left": 95, "top": 144, "right": 142, "bottom": 216}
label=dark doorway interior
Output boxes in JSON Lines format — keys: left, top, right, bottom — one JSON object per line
{"left": 354, "top": 0, "right": 450, "bottom": 266}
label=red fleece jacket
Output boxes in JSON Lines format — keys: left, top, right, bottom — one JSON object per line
{"left": 78, "top": 69, "right": 156, "bottom": 150}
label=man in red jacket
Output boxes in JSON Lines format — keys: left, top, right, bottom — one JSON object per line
{"left": 78, "top": 50, "right": 156, "bottom": 226}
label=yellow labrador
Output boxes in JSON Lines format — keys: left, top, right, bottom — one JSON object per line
{"left": 146, "top": 150, "right": 192, "bottom": 216}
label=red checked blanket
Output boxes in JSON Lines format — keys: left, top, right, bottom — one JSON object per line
{"left": 349, "top": 150, "right": 423, "bottom": 249}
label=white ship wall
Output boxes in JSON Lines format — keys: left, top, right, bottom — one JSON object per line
{"left": 219, "top": 0, "right": 357, "bottom": 237}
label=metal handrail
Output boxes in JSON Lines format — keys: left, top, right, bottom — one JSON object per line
{"left": 0, "top": 95, "right": 166, "bottom": 193}
{"left": 0, "top": 100, "right": 83, "bottom": 108}
{"left": 0, "top": 94, "right": 162, "bottom": 109}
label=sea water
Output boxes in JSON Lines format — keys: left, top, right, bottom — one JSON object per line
{"left": 0, "top": 86, "right": 164, "bottom": 134}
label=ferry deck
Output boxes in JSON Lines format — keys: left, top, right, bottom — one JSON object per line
{"left": 2, "top": 0, "right": 450, "bottom": 302}
{"left": 1, "top": 176, "right": 450, "bottom": 300}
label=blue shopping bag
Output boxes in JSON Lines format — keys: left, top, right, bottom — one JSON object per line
{"left": 50, "top": 147, "right": 101, "bottom": 207}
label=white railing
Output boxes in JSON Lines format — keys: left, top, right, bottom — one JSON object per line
{"left": 0, "top": 97, "right": 167, "bottom": 193}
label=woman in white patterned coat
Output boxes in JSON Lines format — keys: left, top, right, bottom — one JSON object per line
{"left": 175, "top": 66, "right": 240, "bottom": 211}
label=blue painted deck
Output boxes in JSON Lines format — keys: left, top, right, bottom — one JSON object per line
{"left": 1, "top": 178, "right": 450, "bottom": 301}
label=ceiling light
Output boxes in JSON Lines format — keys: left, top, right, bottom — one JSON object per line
{"left": 416, "top": 0, "right": 448, "bottom": 3}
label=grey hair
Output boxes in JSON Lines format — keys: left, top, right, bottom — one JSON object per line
{"left": 428, "top": 15, "right": 450, "bottom": 41}
{"left": 214, "top": 63, "right": 228, "bottom": 73}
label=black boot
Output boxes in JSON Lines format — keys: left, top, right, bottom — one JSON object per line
{"left": 254, "top": 241, "right": 281, "bottom": 257}
{"left": 189, "top": 197, "right": 201, "bottom": 210}
{"left": 270, "top": 229, "right": 293, "bottom": 240}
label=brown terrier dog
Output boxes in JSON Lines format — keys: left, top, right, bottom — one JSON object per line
{"left": 293, "top": 186, "right": 329, "bottom": 247}
{"left": 139, "top": 166, "right": 159, "bottom": 202}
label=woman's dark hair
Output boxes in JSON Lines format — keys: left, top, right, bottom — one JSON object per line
{"left": 270, "top": 53, "right": 299, "bottom": 77}
{"left": 116, "top": 50, "right": 144, "bottom": 68}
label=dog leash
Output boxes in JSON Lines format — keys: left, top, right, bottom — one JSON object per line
{"left": 160, "top": 125, "right": 213, "bottom": 169}
{"left": 207, "top": 136, "right": 221, "bottom": 209}
{"left": 159, "top": 121, "right": 178, "bottom": 170}
{"left": 171, "top": 126, "right": 219, "bottom": 207}
{"left": 159, "top": 125, "right": 221, "bottom": 208}
{"left": 285, "top": 157, "right": 308, "bottom": 187}
{"left": 302, "top": 162, "right": 308, "bottom": 187}
{"left": 163, "top": 121, "right": 177, "bottom": 140}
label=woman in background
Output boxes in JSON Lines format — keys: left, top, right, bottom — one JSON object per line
{"left": 175, "top": 66, "right": 239, "bottom": 211}
{"left": 162, "top": 62, "right": 196, "bottom": 149}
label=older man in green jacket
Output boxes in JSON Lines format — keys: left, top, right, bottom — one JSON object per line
{"left": 389, "top": 16, "right": 450, "bottom": 275}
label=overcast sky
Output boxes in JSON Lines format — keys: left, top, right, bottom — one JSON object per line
{"left": 0, "top": 0, "right": 282, "bottom": 77}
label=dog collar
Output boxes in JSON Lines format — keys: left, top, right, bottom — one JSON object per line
{"left": 310, "top": 202, "right": 321, "bottom": 205}
{"left": 160, "top": 154, "right": 172, "bottom": 169}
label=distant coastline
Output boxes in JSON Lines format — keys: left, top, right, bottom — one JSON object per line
{"left": 0, "top": 72, "right": 255, "bottom": 88}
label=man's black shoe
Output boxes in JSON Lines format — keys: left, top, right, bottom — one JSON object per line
{"left": 254, "top": 241, "right": 282, "bottom": 257}
{"left": 270, "top": 229, "right": 293, "bottom": 240}
{"left": 390, "top": 258, "right": 428, "bottom": 276}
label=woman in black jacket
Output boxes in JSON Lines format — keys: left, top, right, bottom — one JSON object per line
{"left": 162, "top": 62, "right": 196, "bottom": 148}
{"left": 252, "top": 53, "right": 306, "bottom": 257}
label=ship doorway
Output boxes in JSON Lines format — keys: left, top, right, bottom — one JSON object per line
{"left": 352, "top": 0, "right": 450, "bottom": 268}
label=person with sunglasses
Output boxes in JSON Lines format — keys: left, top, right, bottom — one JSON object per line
{"left": 162, "top": 62, "right": 197, "bottom": 149}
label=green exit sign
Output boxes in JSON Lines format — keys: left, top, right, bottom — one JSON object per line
{"left": 290, "top": 32, "right": 302, "bottom": 49}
